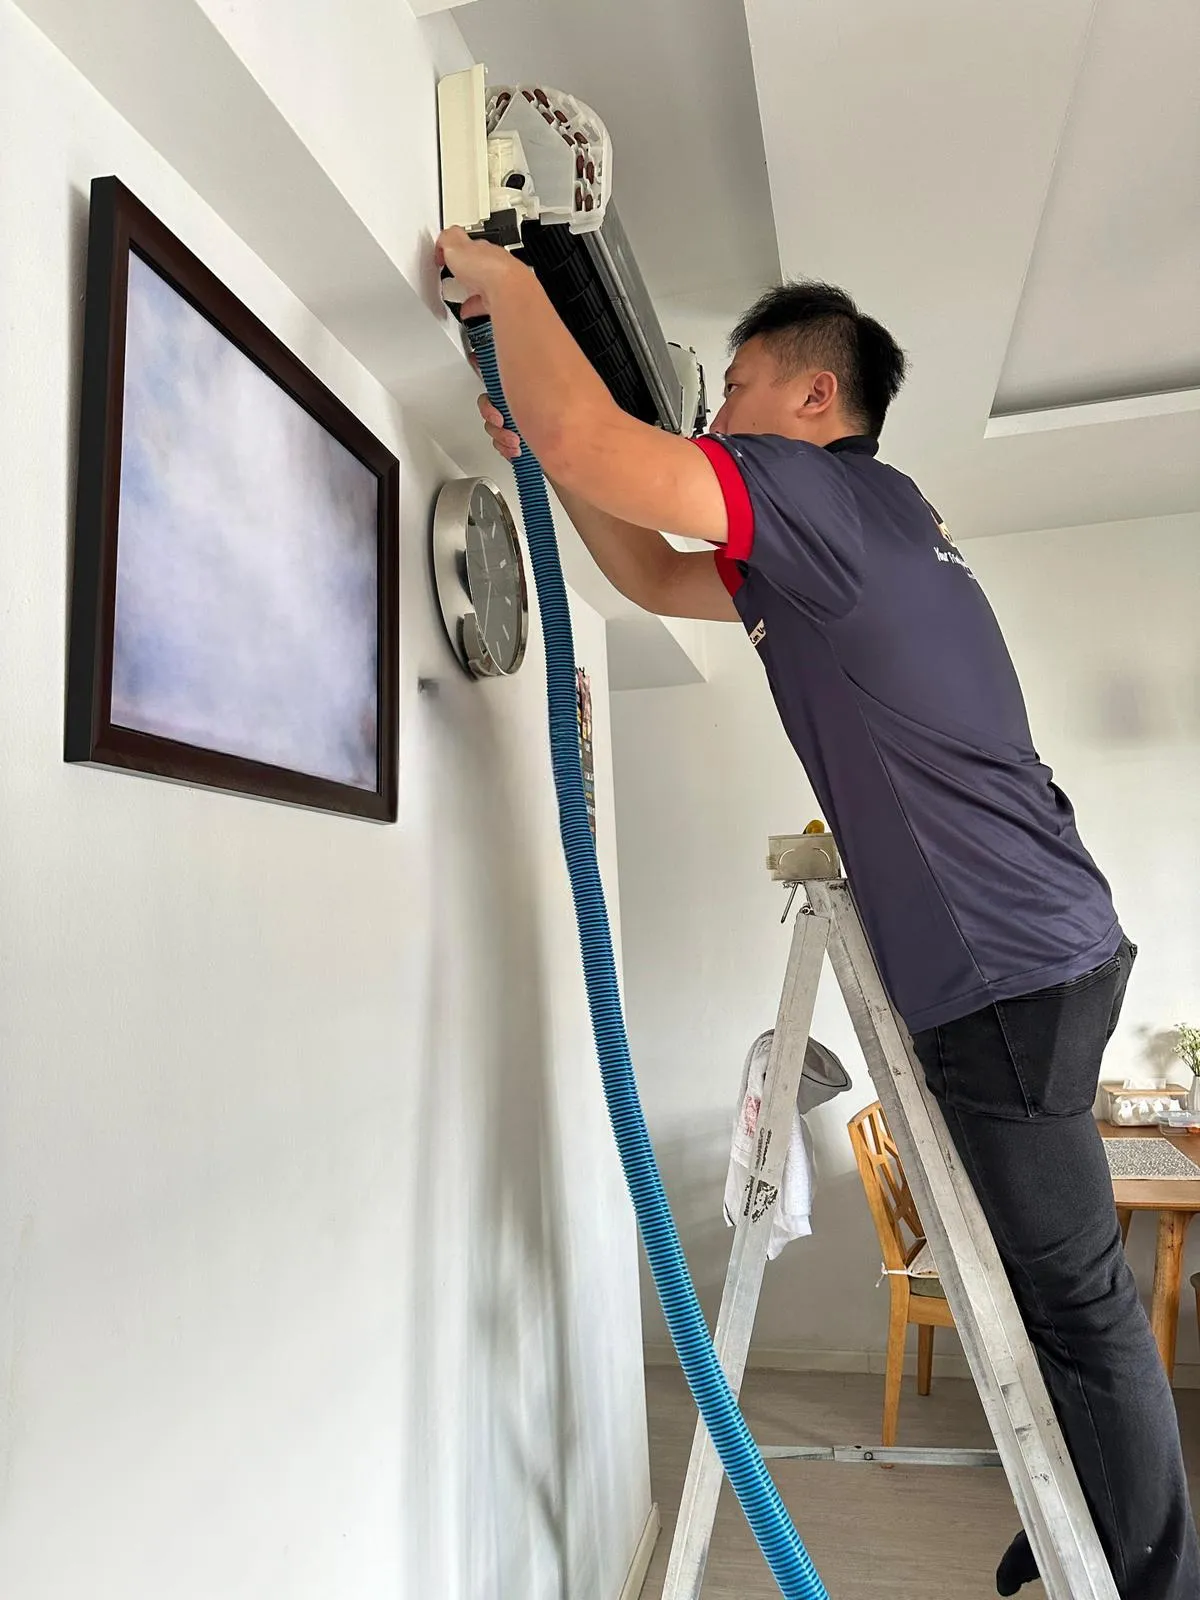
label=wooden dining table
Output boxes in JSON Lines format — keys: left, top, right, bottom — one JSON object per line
{"left": 1101, "top": 1120, "right": 1200, "bottom": 1380}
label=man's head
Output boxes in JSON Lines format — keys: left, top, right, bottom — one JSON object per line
{"left": 709, "top": 281, "right": 906, "bottom": 444}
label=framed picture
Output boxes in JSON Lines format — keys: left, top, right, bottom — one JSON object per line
{"left": 65, "top": 177, "right": 399, "bottom": 821}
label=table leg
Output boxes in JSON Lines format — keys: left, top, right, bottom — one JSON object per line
{"left": 1150, "top": 1211, "right": 1192, "bottom": 1381}
{"left": 1117, "top": 1207, "right": 1133, "bottom": 1246}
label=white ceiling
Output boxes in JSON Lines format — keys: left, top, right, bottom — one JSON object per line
{"left": 456, "top": 0, "right": 1200, "bottom": 539}
{"left": 455, "top": 0, "right": 778, "bottom": 303}
{"left": 993, "top": 0, "right": 1200, "bottom": 413}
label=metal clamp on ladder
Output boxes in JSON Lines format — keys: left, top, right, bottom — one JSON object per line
{"left": 659, "top": 829, "right": 1118, "bottom": 1600}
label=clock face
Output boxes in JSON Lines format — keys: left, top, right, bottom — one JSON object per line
{"left": 430, "top": 477, "right": 529, "bottom": 679}
{"left": 463, "top": 482, "right": 525, "bottom": 674}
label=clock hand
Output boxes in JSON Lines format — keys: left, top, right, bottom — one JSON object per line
{"left": 478, "top": 569, "right": 494, "bottom": 651}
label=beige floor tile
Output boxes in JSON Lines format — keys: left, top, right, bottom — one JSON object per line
{"left": 641, "top": 1364, "right": 1200, "bottom": 1599}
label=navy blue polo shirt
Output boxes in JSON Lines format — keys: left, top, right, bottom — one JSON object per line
{"left": 696, "top": 431, "right": 1122, "bottom": 1032}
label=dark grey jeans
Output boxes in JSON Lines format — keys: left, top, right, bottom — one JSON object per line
{"left": 911, "top": 939, "right": 1200, "bottom": 1599}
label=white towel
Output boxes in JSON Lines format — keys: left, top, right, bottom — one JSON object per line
{"left": 723, "top": 1030, "right": 850, "bottom": 1260}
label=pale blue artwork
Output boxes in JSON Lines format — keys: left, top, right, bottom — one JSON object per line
{"left": 112, "top": 253, "right": 379, "bottom": 790}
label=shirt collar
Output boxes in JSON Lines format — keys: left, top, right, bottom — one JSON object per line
{"left": 825, "top": 435, "right": 879, "bottom": 457}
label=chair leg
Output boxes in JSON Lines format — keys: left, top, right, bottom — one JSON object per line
{"left": 883, "top": 1283, "right": 909, "bottom": 1446}
{"left": 1118, "top": 1207, "right": 1133, "bottom": 1247}
{"left": 917, "top": 1324, "right": 934, "bottom": 1397}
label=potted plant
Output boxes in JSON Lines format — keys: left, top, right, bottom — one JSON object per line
{"left": 1177, "top": 1024, "right": 1200, "bottom": 1112}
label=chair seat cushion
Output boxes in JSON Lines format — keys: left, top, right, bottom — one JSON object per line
{"left": 907, "top": 1242, "right": 946, "bottom": 1299}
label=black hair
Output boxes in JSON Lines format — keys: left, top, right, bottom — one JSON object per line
{"left": 729, "top": 281, "right": 907, "bottom": 437}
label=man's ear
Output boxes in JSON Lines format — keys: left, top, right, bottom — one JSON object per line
{"left": 801, "top": 369, "right": 839, "bottom": 416}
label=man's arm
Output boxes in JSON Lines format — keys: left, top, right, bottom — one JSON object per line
{"left": 552, "top": 485, "right": 738, "bottom": 622}
{"left": 473, "top": 389, "right": 737, "bottom": 622}
{"left": 438, "top": 229, "right": 729, "bottom": 542}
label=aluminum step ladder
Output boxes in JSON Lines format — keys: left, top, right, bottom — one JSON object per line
{"left": 659, "top": 832, "right": 1119, "bottom": 1600}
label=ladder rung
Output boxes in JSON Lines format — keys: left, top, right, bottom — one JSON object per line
{"left": 760, "top": 1444, "right": 1001, "bottom": 1468}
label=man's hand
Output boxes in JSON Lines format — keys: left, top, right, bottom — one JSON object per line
{"left": 477, "top": 392, "right": 522, "bottom": 463}
{"left": 436, "top": 227, "right": 524, "bottom": 321}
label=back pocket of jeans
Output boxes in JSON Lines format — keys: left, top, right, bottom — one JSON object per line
{"left": 995, "top": 957, "right": 1122, "bottom": 1116}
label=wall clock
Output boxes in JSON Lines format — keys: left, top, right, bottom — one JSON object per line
{"left": 431, "top": 476, "right": 529, "bottom": 678}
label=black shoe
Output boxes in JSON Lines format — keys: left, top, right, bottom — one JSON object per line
{"left": 997, "top": 1530, "right": 1039, "bottom": 1596}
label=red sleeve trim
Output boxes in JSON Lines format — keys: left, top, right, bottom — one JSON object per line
{"left": 694, "top": 435, "right": 755, "bottom": 562}
{"left": 714, "top": 551, "right": 744, "bottom": 598}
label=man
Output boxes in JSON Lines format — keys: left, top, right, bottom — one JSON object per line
{"left": 437, "top": 226, "right": 1199, "bottom": 1599}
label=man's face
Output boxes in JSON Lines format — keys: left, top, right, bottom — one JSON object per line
{"left": 708, "top": 334, "right": 839, "bottom": 441}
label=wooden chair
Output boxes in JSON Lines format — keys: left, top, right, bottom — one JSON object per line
{"left": 848, "top": 1101, "right": 957, "bottom": 1444}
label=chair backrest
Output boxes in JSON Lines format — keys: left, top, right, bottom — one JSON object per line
{"left": 847, "top": 1101, "right": 925, "bottom": 1272}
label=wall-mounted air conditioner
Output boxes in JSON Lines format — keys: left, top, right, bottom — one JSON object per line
{"left": 438, "top": 65, "right": 706, "bottom": 438}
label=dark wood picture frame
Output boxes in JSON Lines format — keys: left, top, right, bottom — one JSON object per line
{"left": 66, "top": 176, "right": 399, "bottom": 822}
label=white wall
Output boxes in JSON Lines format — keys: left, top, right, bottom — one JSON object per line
{"left": 194, "top": 0, "right": 458, "bottom": 296}
{"left": 0, "top": 6, "right": 649, "bottom": 1597}
{"left": 613, "top": 512, "right": 1200, "bottom": 1373}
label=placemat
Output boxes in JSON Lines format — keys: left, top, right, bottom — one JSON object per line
{"left": 1103, "top": 1138, "right": 1200, "bottom": 1181}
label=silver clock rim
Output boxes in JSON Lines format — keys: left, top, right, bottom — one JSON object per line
{"left": 431, "top": 475, "right": 529, "bottom": 678}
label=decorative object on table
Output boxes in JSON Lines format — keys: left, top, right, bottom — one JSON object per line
{"left": 1103, "top": 1138, "right": 1200, "bottom": 1182}
{"left": 576, "top": 666, "right": 596, "bottom": 840}
{"left": 1175, "top": 1024, "right": 1200, "bottom": 1114}
{"left": 65, "top": 177, "right": 399, "bottom": 821}
{"left": 1162, "top": 1108, "right": 1200, "bottom": 1130}
{"left": 430, "top": 476, "right": 529, "bottom": 678}
{"left": 1100, "top": 1084, "right": 1189, "bottom": 1126}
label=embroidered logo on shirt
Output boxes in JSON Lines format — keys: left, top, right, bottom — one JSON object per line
{"left": 749, "top": 619, "right": 766, "bottom": 647}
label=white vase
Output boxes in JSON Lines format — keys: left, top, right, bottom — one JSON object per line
{"left": 1188, "top": 1076, "right": 1200, "bottom": 1115}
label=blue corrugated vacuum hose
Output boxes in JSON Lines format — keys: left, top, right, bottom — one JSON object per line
{"left": 467, "top": 320, "right": 827, "bottom": 1600}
